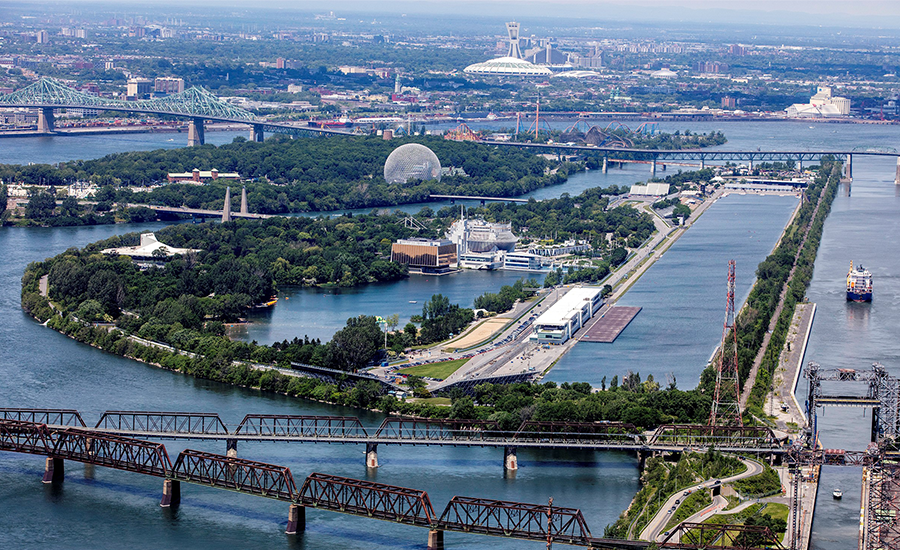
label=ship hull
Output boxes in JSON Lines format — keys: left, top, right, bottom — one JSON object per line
{"left": 847, "top": 291, "right": 872, "bottom": 302}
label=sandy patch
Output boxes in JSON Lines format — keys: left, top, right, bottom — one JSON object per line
{"left": 444, "top": 318, "right": 509, "bottom": 350}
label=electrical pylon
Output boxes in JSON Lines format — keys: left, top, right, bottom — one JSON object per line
{"left": 709, "top": 260, "right": 743, "bottom": 426}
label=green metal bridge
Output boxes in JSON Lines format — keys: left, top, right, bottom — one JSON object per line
{"left": 0, "top": 78, "right": 352, "bottom": 145}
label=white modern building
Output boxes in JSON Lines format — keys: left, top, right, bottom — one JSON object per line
{"left": 630, "top": 182, "right": 671, "bottom": 196}
{"left": 531, "top": 288, "right": 603, "bottom": 344}
{"left": 786, "top": 86, "right": 850, "bottom": 117}
{"left": 102, "top": 233, "right": 201, "bottom": 259}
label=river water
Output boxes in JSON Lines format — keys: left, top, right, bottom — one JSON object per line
{"left": 0, "top": 121, "right": 896, "bottom": 549}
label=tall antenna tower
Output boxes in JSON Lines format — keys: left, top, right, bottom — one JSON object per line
{"left": 709, "top": 260, "right": 742, "bottom": 426}
{"left": 506, "top": 22, "right": 522, "bottom": 59}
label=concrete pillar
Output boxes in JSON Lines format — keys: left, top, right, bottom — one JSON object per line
{"left": 42, "top": 457, "right": 64, "bottom": 484}
{"left": 222, "top": 187, "right": 232, "bottom": 223}
{"left": 748, "top": 157, "right": 753, "bottom": 171}
{"left": 700, "top": 158, "right": 705, "bottom": 170}
{"left": 637, "top": 450, "right": 646, "bottom": 471}
{"left": 427, "top": 529, "right": 444, "bottom": 550}
{"left": 366, "top": 443, "right": 379, "bottom": 468}
{"left": 845, "top": 153, "right": 852, "bottom": 180}
{"left": 160, "top": 479, "right": 181, "bottom": 507}
{"left": 503, "top": 446, "right": 518, "bottom": 471}
{"left": 602, "top": 156, "right": 608, "bottom": 173}
{"left": 226, "top": 438, "right": 238, "bottom": 458}
{"left": 650, "top": 159, "right": 657, "bottom": 177}
{"left": 895, "top": 157, "right": 900, "bottom": 184}
{"left": 250, "top": 124, "right": 265, "bottom": 143}
{"left": 240, "top": 187, "right": 248, "bottom": 215}
{"left": 188, "top": 117, "right": 205, "bottom": 146}
{"left": 285, "top": 503, "right": 305, "bottom": 534}
{"left": 797, "top": 158, "right": 803, "bottom": 172}
{"left": 37, "top": 108, "right": 55, "bottom": 133}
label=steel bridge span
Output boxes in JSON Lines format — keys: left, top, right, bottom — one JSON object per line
{"left": 0, "top": 78, "right": 352, "bottom": 146}
{"left": 0, "top": 409, "right": 787, "bottom": 473}
{"left": 0, "top": 416, "right": 786, "bottom": 550}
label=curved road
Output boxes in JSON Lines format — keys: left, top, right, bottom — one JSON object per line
{"left": 640, "top": 458, "right": 764, "bottom": 542}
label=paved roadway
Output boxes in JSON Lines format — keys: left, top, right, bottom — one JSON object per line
{"left": 640, "top": 458, "right": 764, "bottom": 542}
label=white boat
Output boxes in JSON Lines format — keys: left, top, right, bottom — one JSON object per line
{"left": 833, "top": 489, "right": 843, "bottom": 499}
{"left": 409, "top": 300, "right": 417, "bottom": 304}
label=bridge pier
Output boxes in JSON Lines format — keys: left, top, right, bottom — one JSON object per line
{"left": 188, "top": 117, "right": 205, "bottom": 146}
{"left": 226, "top": 438, "right": 238, "bottom": 458}
{"left": 37, "top": 107, "right": 55, "bottom": 133}
{"left": 240, "top": 187, "right": 248, "bottom": 215}
{"left": 602, "top": 156, "right": 608, "bottom": 173}
{"left": 650, "top": 159, "right": 657, "bottom": 178}
{"left": 160, "top": 479, "right": 181, "bottom": 507}
{"left": 285, "top": 503, "right": 305, "bottom": 534}
{"left": 700, "top": 158, "right": 705, "bottom": 170}
{"left": 427, "top": 529, "right": 444, "bottom": 550}
{"left": 748, "top": 157, "right": 753, "bottom": 171}
{"left": 250, "top": 124, "right": 265, "bottom": 143}
{"left": 42, "top": 457, "right": 64, "bottom": 484}
{"left": 895, "top": 158, "right": 900, "bottom": 184}
{"left": 846, "top": 153, "right": 852, "bottom": 180}
{"left": 366, "top": 443, "right": 379, "bottom": 468}
{"left": 222, "top": 187, "right": 232, "bottom": 223}
{"left": 503, "top": 446, "right": 518, "bottom": 471}
{"left": 797, "top": 158, "right": 803, "bottom": 172}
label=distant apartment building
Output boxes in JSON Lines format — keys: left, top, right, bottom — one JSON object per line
{"left": 390, "top": 238, "right": 457, "bottom": 274}
{"left": 126, "top": 78, "right": 153, "bottom": 98}
{"left": 35, "top": 30, "right": 50, "bottom": 44}
{"left": 721, "top": 96, "right": 737, "bottom": 109}
{"left": 729, "top": 44, "right": 746, "bottom": 56}
{"left": 694, "top": 61, "right": 728, "bottom": 74}
{"left": 154, "top": 77, "right": 185, "bottom": 94}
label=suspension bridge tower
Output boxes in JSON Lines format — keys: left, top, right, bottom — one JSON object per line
{"left": 709, "top": 260, "right": 743, "bottom": 426}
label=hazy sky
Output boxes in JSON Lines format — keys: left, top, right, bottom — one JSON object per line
{"left": 13, "top": 0, "right": 900, "bottom": 27}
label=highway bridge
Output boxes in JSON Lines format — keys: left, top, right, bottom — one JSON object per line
{"left": 0, "top": 78, "right": 352, "bottom": 146}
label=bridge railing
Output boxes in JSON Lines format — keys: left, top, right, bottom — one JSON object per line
{"left": 235, "top": 414, "right": 368, "bottom": 438}
{"left": 648, "top": 424, "right": 781, "bottom": 449}
{"left": 52, "top": 428, "right": 172, "bottom": 477}
{"left": 298, "top": 472, "right": 436, "bottom": 527}
{"left": 0, "top": 419, "right": 54, "bottom": 456}
{"left": 95, "top": 411, "right": 229, "bottom": 435}
{"left": 171, "top": 449, "right": 296, "bottom": 501}
{"left": 0, "top": 408, "right": 85, "bottom": 427}
{"left": 437, "top": 496, "right": 593, "bottom": 545}
{"left": 658, "top": 521, "right": 784, "bottom": 549}
{"left": 512, "top": 421, "right": 642, "bottom": 445}
{"left": 374, "top": 417, "right": 504, "bottom": 442}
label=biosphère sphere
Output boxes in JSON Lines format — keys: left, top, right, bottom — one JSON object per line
{"left": 383, "top": 143, "right": 442, "bottom": 184}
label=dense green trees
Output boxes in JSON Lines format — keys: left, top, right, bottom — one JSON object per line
{"left": 0, "top": 136, "right": 569, "bottom": 213}
{"left": 474, "top": 279, "right": 539, "bottom": 313}
{"left": 418, "top": 294, "right": 474, "bottom": 344}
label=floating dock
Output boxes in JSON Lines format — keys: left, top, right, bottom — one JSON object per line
{"left": 579, "top": 306, "right": 642, "bottom": 343}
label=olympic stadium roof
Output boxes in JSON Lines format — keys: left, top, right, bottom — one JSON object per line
{"left": 464, "top": 56, "right": 553, "bottom": 77}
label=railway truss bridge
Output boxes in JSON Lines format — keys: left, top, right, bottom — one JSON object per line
{"left": 0, "top": 78, "right": 353, "bottom": 145}
{"left": 1, "top": 408, "right": 787, "bottom": 471}
{"left": 0, "top": 414, "right": 788, "bottom": 550}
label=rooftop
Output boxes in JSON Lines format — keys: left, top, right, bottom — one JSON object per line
{"left": 464, "top": 57, "right": 553, "bottom": 77}
{"left": 534, "top": 288, "right": 602, "bottom": 326}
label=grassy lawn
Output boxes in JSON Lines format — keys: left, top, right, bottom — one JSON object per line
{"left": 406, "top": 397, "right": 452, "bottom": 406}
{"left": 399, "top": 357, "right": 470, "bottom": 379}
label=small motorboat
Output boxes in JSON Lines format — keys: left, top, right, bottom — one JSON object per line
{"left": 833, "top": 489, "right": 843, "bottom": 499}
{"left": 409, "top": 300, "right": 417, "bottom": 304}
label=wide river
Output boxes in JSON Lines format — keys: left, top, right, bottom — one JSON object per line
{"left": 0, "top": 120, "right": 896, "bottom": 549}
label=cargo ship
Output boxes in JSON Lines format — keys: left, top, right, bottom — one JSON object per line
{"left": 846, "top": 261, "right": 873, "bottom": 302}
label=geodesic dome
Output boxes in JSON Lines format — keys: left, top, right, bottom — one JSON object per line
{"left": 384, "top": 143, "right": 441, "bottom": 184}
